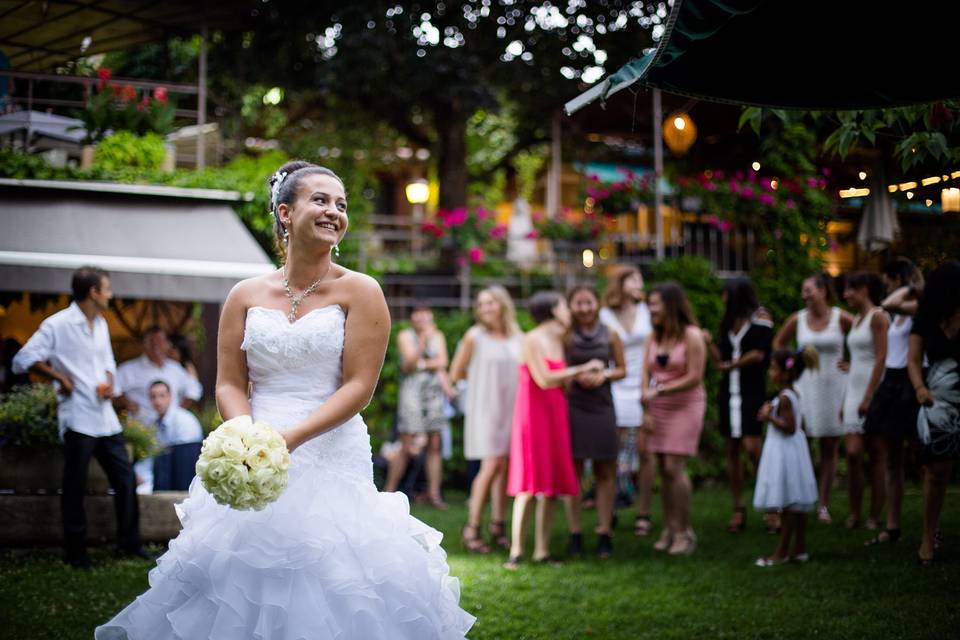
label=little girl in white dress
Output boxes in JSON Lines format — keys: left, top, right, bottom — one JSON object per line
{"left": 753, "top": 347, "right": 820, "bottom": 566}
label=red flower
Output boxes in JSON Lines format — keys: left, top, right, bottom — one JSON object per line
{"left": 489, "top": 224, "right": 507, "bottom": 240}
{"left": 532, "top": 211, "right": 545, "bottom": 223}
{"left": 740, "top": 187, "right": 755, "bottom": 200}
{"left": 759, "top": 193, "right": 775, "bottom": 206}
{"left": 137, "top": 96, "right": 150, "bottom": 112}
{"left": 119, "top": 84, "right": 137, "bottom": 103}
{"left": 718, "top": 220, "right": 733, "bottom": 232}
{"left": 468, "top": 247, "right": 484, "bottom": 264}
{"left": 525, "top": 230, "right": 539, "bottom": 239}
{"left": 154, "top": 86, "right": 168, "bottom": 105}
{"left": 97, "top": 68, "right": 112, "bottom": 82}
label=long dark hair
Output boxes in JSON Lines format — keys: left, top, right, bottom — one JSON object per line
{"left": 650, "top": 282, "right": 698, "bottom": 342}
{"left": 805, "top": 272, "right": 837, "bottom": 304}
{"left": 883, "top": 257, "right": 924, "bottom": 291}
{"left": 916, "top": 260, "right": 960, "bottom": 329}
{"left": 845, "top": 271, "right": 885, "bottom": 307}
{"left": 772, "top": 346, "right": 819, "bottom": 384}
{"left": 719, "top": 276, "right": 759, "bottom": 336}
{"left": 528, "top": 290, "right": 564, "bottom": 325}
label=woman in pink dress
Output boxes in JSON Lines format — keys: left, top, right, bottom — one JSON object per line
{"left": 641, "top": 282, "right": 707, "bottom": 555}
{"left": 504, "top": 291, "right": 603, "bottom": 569}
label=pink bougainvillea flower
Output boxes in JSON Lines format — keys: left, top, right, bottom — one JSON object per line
{"left": 589, "top": 173, "right": 600, "bottom": 182}
{"left": 532, "top": 211, "right": 545, "bottom": 222}
{"left": 786, "top": 199, "right": 797, "bottom": 209}
{"left": 747, "top": 169, "right": 757, "bottom": 182}
{"left": 154, "top": 86, "right": 168, "bottom": 104}
{"left": 829, "top": 239, "right": 839, "bottom": 252}
{"left": 705, "top": 182, "right": 717, "bottom": 192}
{"left": 714, "top": 170, "right": 725, "bottom": 180}
{"left": 807, "top": 177, "right": 819, "bottom": 188}
{"left": 706, "top": 214, "right": 718, "bottom": 227}
{"left": 489, "top": 224, "right": 507, "bottom": 240}
{"left": 735, "top": 171, "right": 745, "bottom": 181}
{"left": 526, "top": 230, "right": 539, "bottom": 239}
{"left": 730, "top": 181, "right": 741, "bottom": 195}
{"left": 740, "top": 187, "right": 755, "bottom": 200}
{"left": 759, "top": 193, "right": 775, "bottom": 206}
{"left": 718, "top": 220, "right": 733, "bottom": 232}
{"left": 821, "top": 167, "right": 831, "bottom": 177}
{"left": 468, "top": 246, "right": 484, "bottom": 263}
{"left": 456, "top": 256, "right": 467, "bottom": 267}
{"left": 443, "top": 207, "right": 468, "bottom": 228}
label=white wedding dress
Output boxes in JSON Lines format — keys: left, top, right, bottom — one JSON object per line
{"left": 96, "top": 305, "right": 475, "bottom": 639}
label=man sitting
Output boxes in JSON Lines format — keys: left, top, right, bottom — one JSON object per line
{"left": 147, "top": 380, "right": 203, "bottom": 491}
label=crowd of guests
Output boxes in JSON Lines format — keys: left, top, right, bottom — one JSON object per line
{"left": 386, "top": 258, "right": 960, "bottom": 568}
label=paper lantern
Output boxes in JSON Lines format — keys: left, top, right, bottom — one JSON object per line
{"left": 663, "top": 112, "right": 697, "bottom": 155}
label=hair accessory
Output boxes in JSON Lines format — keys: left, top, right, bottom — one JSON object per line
{"left": 270, "top": 170, "right": 288, "bottom": 212}
{"left": 785, "top": 357, "right": 796, "bottom": 370}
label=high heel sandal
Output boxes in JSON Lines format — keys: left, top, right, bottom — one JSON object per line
{"left": 668, "top": 529, "right": 697, "bottom": 556}
{"left": 461, "top": 524, "right": 491, "bottom": 554}
{"left": 488, "top": 521, "right": 510, "bottom": 551}
{"left": 864, "top": 528, "right": 901, "bottom": 546}
{"left": 634, "top": 514, "right": 652, "bottom": 537}
{"left": 653, "top": 529, "right": 673, "bottom": 552}
{"left": 727, "top": 506, "right": 746, "bottom": 533}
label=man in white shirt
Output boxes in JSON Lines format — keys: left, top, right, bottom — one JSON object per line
{"left": 147, "top": 380, "right": 204, "bottom": 491}
{"left": 116, "top": 326, "right": 203, "bottom": 493}
{"left": 12, "top": 267, "right": 146, "bottom": 569}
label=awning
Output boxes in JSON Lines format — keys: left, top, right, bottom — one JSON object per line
{"left": 566, "top": 0, "right": 960, "bottom": 114}
{"left": 0, "top": 111, "right": 87, "bottom": 143}
{"left": 0, "top": 1, "right": 239, "bottom": 71}
{"left": 0, "top": 179, "right": 273, "bottom": 303}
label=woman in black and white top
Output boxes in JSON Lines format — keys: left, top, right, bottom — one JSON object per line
{"left": 707, "top": 277, "right": 773, "bottom": 533}
{"left": 863, "top": 258, "right": 923, "bottom": 546}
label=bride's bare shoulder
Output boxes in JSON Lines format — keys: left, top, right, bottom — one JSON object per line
{"left": 224, "top": 272, "right": 279, "bottom": 309}
{"left": 332, "top": 266, "right": 384, "bottom": 298}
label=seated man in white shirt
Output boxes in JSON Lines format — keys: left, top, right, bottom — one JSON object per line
{"left": 12, "top": 266, "right": 148, "bottom": 569}
{"left": 116, "top": 326, "right": 202, "bottom": 493}
{"left": 147, "top": 380, "right": 204, "bottom": 491}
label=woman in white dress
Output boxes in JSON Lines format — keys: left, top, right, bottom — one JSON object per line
{"left": 449, "top": 285, "right": 522, "bottom": 553}
{"left": 774, "top": 274, "right": 853, "bottom": 524}
{"left": 96, "top": 161, "right": 475, "bottom": 639}
{"left": 599, "top": 265, "right": 654, "bottom": 536}
{"left": 840, "top": 272, "right": 889, "bottom": 529}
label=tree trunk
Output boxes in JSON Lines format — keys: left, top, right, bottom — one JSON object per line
{"left": 435, "top": 103, "right": 468, "bottom": 210}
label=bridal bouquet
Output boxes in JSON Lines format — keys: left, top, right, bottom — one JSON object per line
{"left": 196, "top": 415, "right": 291, "bottom": 511}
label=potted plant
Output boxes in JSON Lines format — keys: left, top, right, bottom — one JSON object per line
{"left": 0, "top": 384, "right": 160, "bottom": 494}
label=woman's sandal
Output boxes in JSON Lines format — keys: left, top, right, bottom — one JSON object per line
{"left": 488, "top": 521, "right": 510, "bottom": 551}
{"left": 502, "top": 555, "right": 523, "bottom": 570}
{"left": 727, "top": 506, "right": 747, "bottom": 533}
{"left": 532, "top": 555, "right": 563, "bottom": 567}
{"left": 864, "top": 528, "right": 901, "bottom": 546}
{"left": 461, "top": 524, "right": 491, "bottom": 554}
{"left": 634, "top": 513, "right": 652, "bottom": 537}
{"left": 429, "top": 496, "right": 449, "bottom": 511}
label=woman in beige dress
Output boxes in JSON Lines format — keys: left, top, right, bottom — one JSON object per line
{"left": 450, "top": 286, "right": 522, "bottom": 552}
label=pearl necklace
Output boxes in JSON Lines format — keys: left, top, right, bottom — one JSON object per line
{"left": 281, "top": 264, "right": 329, "bottom": 323}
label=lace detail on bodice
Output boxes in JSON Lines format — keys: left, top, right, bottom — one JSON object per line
{"left": 242, "top": 305, "right": 372, "bottom": 484}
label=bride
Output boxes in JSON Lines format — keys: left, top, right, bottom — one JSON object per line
{"left": 96, "top": 161, "right": 476, "bottom": 639}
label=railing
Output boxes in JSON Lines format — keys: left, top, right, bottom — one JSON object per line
{"left": 348, "top": 214, "right": 757, "bottom": 314}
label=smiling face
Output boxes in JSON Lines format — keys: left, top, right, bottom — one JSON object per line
{"left": 278, "top": 173, "right": 348, "bottom": 251}
{"left": 552, "top": 298, "right": 572, "bottom": 328}
{"left": 475, "top": 291, "right": 502, "bottom": 330}
{"left": 622, "top": 272, "right": 644, "bottom": 302}
{"left": 647, "top": 291, "right": 664, "bottom": 329}
{"left": 570, "top": 288, "right": 599, "bottom": 327}
{"left": 843, "top": 284, "right": 867, "bottom": 310}
{"left": 801, "top": 277, "right": 826, "bottom": 309}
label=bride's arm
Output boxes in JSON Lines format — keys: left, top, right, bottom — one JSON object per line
{"left": 216, "top": 282, "right": 253, "bottom": 420}
{"left": 283, "top": 274, "right": 390, "bottom": 451}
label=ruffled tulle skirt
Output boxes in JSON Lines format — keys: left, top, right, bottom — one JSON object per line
{"left": 95, "top": 425, "right": 475, "bottom": 640}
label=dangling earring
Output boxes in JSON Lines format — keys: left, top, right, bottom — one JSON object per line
{"left": 333, "top": 244, "right": 340, "bottom": 258}
{"left": 282, "top": 225, "right": 289, "bottom": 244}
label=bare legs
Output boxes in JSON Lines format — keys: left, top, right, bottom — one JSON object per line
{"left": 508, "top": 493, "right": 557, "bottom": 562}
{"left": 634, "top": 428, "right": 655, "bottom": 534}
{"left": 467, "top": 456, "right": 508, "bottom": 530}
{"left": 726, "top": 436, "right": 761, "bottom": 530}
{"left": 920, "top": 460, "right": 953, "bottom": 562}
{"left": 816, "top": 436, "right": 841, "bottom": 518}
{"left": 563, "top": 459, "right": 616, "bottom": 535}
{"left": 764, "top": 511, "right": 807, "bottom": 563}
{"left": 845, "top": 433, "right": 865, "bottom": 526}
{"left": 383, "top": 432, "right": 445, "bottom": 508}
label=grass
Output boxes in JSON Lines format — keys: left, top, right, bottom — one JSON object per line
{"left": 1, "top": 486, "right": 958, "bottom": 640}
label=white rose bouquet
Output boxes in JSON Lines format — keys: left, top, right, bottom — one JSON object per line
{"left": 196, "top": 415, "right": 291, "bottom": 511}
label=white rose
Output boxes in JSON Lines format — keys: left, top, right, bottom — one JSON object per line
{"left": 201, "top": 435, "right": 223, "bottom": 458}
{"left": 251, "top": 467, "right": 277, "bottom": 494}
{"left": 245, "top": 444, "right": 271, "bottom": 470}
{"left": 195, "top": 457, "right": 210, "bottom": 478}
{"left": 217, "top": 416, "right": 251, "bottom": 439}
{"left": 220, "top": 435, "right": 246, "bottom": 461}
{"left": 204, "top": 458, "right": 230, "bottom": 484}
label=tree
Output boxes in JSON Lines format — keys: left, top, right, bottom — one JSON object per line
{"left": 220, "top": 1, "right": 664, "bottom": 208}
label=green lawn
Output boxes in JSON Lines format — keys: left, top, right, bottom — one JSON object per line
{"left": 1, "top": 486, "right": 958, "bottom": 640}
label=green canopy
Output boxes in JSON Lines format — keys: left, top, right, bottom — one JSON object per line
{"left": 566, "top": 0, "right": 960, "bottom": 114}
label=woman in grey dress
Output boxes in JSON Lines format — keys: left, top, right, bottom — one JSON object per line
{"left": 385, "top": 305, "right": 453, "bottom": 509}
{"left": 450, "top": 286, "right": 522, "bottom": 552}
{"left": 563, "top": 285, "right": 626, "bottom": 558}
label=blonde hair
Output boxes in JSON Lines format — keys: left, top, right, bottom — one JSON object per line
{"left": 603, "top": 264, "right": 643, "bottom": 309}
{"left": 475, "top": 285, "right": 520, "bottom": 335}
